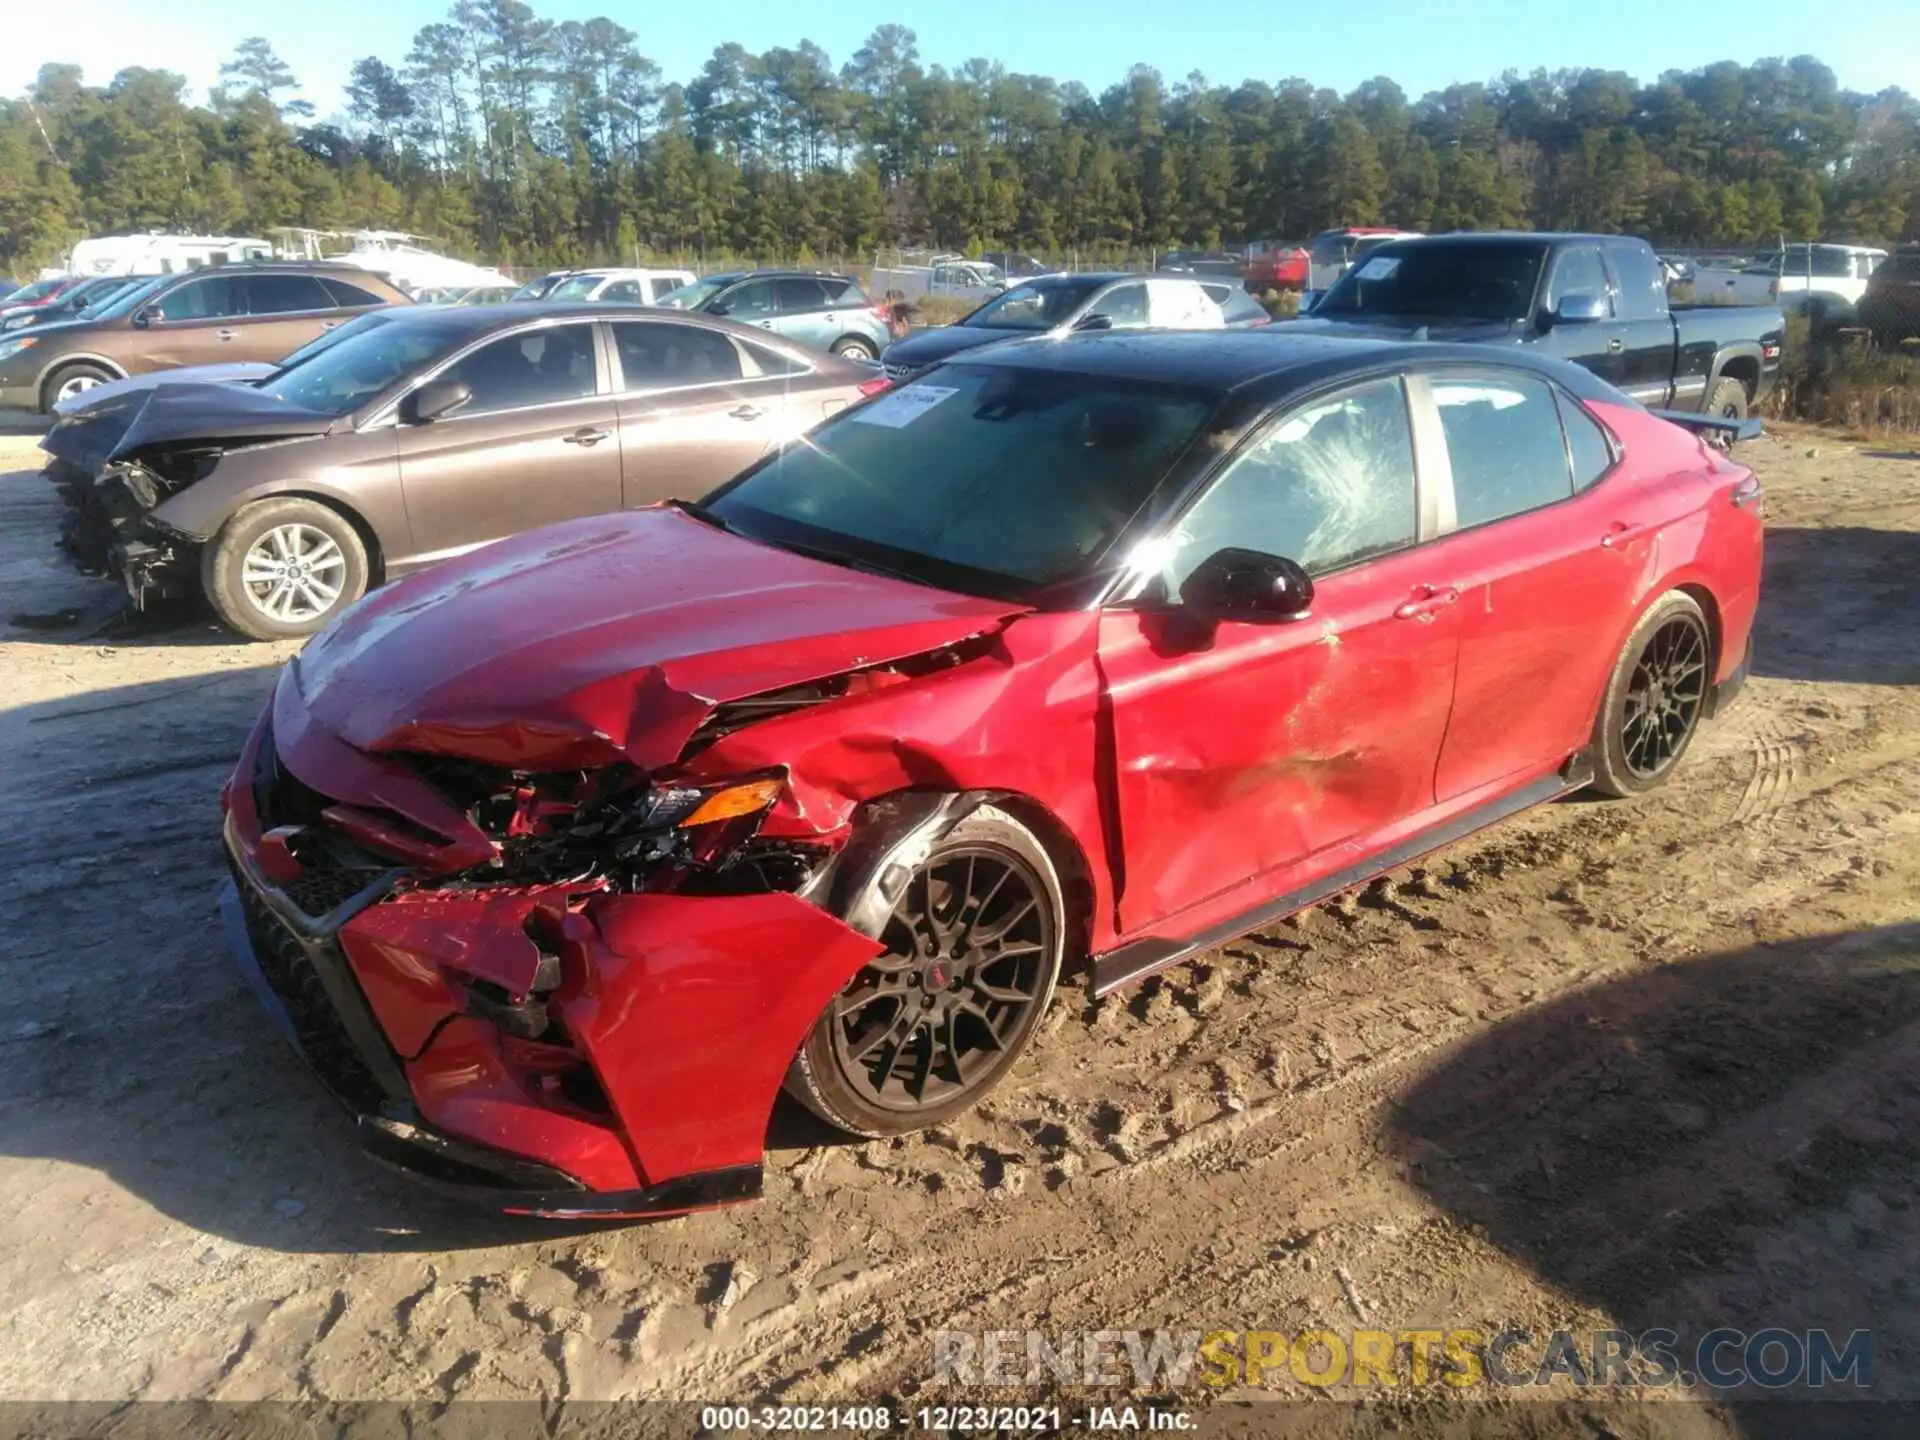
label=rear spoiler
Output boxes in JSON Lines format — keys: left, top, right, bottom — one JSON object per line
{"left": 1650, "top": 409, "right": 1764, "bottom": 445}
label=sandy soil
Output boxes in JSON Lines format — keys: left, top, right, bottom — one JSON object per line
{"left": 0, "top": 424, "right": 1916, "bottom": 1432}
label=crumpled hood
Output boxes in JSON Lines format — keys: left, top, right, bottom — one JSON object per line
{"left": 50, "top": 362, "right": 275, "bottom": 420}
{"left": 41, "top": 380, "right": 335, "bottom": 476}
{"left": 885, "top": 323, "right": 1024, "bottom": 367}
{"left": 295, "top": 506, "right": 1027, "bottom": 771}
{"left": 1285, "top": 315, "right": 1525, "bottom": 343}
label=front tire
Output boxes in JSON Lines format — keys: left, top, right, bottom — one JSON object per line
{"left": 785, "top": 805, "right": 1064, "bottom": 1137}
{"left": 831, "top": 337, "right": 878, "bottom": 362}
{"left": 202, "top": 497, "right": 369, "bottom": 641}
{"left": 1589, "top": 592, "right": 1712, "bottom": 798}
{"left": 41, "top": 362, "right": 116, "bottom": 412}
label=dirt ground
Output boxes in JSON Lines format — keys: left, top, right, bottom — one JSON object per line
{"left": 1, "top": 421, "right": 1917, "bottom": 1433}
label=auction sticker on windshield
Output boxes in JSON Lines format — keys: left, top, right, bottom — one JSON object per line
{"left": 852, "top": 385, "right": 959, "bottom": 428}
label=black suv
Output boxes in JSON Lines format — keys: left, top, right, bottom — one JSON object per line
{"left": 655, "top": 270, "right": 891, "bottom": 360}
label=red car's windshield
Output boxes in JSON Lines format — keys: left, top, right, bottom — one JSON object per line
{"left": 707, "top": 365, "right": 1216, "bottom": 602}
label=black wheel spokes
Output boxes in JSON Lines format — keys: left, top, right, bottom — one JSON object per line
{"left": 1621, "top": 616, "right": 1709, "bottom": 778}
{"left": 831, "top": 845, "right": 1053, "bottom": 1113}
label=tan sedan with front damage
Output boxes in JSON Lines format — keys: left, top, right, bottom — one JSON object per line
{"left": 44, "top": 303, "right": 889, "bottom": 639}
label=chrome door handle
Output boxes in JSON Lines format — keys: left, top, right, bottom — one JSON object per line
{"left": 1394, "top": 585, "right": 1459, "bottom": 620}
{"left": 564, "top": 427, "right": 612, "bottom": 446}
{"left": 729, "top": 404, "right": 766, "bottom": 421}
{"left": 215, "top": 328, "right": 236, "bottom": 341}
{"left": 1607, "top": 337, "right": 1624, "bottom": 353}
{"left": 322, "top": 320, "right": 342, "bottom": 330}
{"left": 757, "top": 320, "right": 775, "bottom": 329}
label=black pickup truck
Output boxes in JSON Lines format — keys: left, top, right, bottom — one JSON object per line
{"left": 1289, "top": 232, "right": 1785, "bottom": 420}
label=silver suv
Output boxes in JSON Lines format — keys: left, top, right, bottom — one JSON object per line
{"left": 655, "top": 270, "right": 891, "bottom": 362}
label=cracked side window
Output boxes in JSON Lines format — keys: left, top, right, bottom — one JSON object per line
{"left": 1165, "top": 377, "right": 1418, "bottom": 587}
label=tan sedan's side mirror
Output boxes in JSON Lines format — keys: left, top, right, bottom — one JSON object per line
{"left": 404, "top": 379, "right": 473, "bottom": 424}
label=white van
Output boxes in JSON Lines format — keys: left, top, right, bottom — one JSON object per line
{"left": 540, "top": 268, "right": 699, "bottom": 305}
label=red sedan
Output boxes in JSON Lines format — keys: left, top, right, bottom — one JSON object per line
{"left": 220, "top": 332, "right": 1764, "bottom": 1217}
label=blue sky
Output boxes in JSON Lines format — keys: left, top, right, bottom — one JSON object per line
{"left": 9, "top": 0, "right": 1917, "bottom": 121}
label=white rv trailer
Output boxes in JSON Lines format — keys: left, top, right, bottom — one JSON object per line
{"left": 62, "top": 233, "right": 274, "bottom": 277}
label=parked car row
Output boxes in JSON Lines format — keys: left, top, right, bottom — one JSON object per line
{"left": 36, "top": 232, "right": 1790, "bottom": 652}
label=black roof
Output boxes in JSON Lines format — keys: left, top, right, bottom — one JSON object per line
{"left": 951, "top": 328, "right": 1626, "bottom": 404}
{"left": 1390, "top": 231, "right": 1644, "bottom": 247}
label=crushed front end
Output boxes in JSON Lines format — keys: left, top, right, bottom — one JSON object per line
{"left": 220, "top": 666, "right": 885, "bottom": 1217}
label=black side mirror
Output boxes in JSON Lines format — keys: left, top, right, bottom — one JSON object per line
{"left": 1179, "top": 548, "right": 1314, "bottom": 622}
{"left": 132, "top": 305, "right": 162, "bottom": 328}
{"left": 1074, "top": 312, "right": 1114, "bottom": 332}
{"left": 705, "top": 300, "right": 731, "bottom": 317}
{"left": 403, "top": 379, "right": 473, "bottom": 424}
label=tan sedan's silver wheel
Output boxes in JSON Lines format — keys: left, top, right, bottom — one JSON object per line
{"left": 243, "top": 523, "right": 347, "bottom": 624}
{"left": 202, "top": 498, "right": 370, "bottom": 641}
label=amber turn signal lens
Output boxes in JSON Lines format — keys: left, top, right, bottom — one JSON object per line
{"left": 679, "top": 777, "right": 784, "bottom": 828}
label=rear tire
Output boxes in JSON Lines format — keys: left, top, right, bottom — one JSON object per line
{"left": 202, "top": 497, "right": 370, "bottom": 641}
{"left": 41, "top": 362, "right": 116, "bottom": 412}
{"left": 831, "top": 337, "right": 878, "bottom": 362}
{"left": 785, "top": 805, "right": 1064, "bottom": 1137}
{"left": 1589, "top": 592, "right": 1713, "bottom": 798}
{"left": 1705, "top": 375, "right": 1749, "bottom": 421}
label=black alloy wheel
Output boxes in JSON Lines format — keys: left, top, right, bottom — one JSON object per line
{"left": 1589, "top": 590, "right": 1714, "bottom": 798}
{"left": 786, "top": 806, "right": 1065, "bottom": 1136}
{"left": 1619, "top": 612, "right": 1710, "bottom": 779}
{"left": 832, "top": 846, "right": 1054, "bottom": 1110}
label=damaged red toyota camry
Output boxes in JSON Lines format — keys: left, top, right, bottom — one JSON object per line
{"left": 220, "top": 331, "right": 1764, "bottom": 1217}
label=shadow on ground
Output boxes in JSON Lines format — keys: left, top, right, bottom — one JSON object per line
{"left": 1391, "top": 923, "right": 1920, "bottom": 1434}
{"left": 1754, "top": 527, "right": 1920, "bottom": 686}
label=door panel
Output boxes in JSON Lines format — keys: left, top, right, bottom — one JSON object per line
{"left": 1603, "top": 244, "right": 1679, "bottom": 404}
{"left": 233, "top": 315, "right": 333, "bottom": 364}
{"left": 615, "top": 387, "right": 787, "bottom": 505}
{"left": 1098, "top": 375, "right": 1460, "bottom": 934}
{"left": 398, "top": 399, "right": 623, "bottom": 557}
{"left": 140, "top": 274, "right": 251, "bottom": 370}
{"left": 768, "top": 278, "right": 835, "bottom": 350}
{"left": 396, "top": 323, "right": 619, "bottom": 556}
{"left": 1542, "top": 244, "right": 1628, "bottom": 386}
{"left": 713, "top": 279, "right": 779, "bottom": 336}
{"left": 607, "top": 319, "right": 787, "bottom": 505}
{"left": 1426, "top": 373, "right": 1650, "bottom": 800}
{"left": 1099, "top": 557, "right": 1462, "bottom": 934}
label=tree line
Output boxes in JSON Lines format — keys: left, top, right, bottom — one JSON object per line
{"left": 2, "top": 2, "right": 1917, "bottom": 277}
